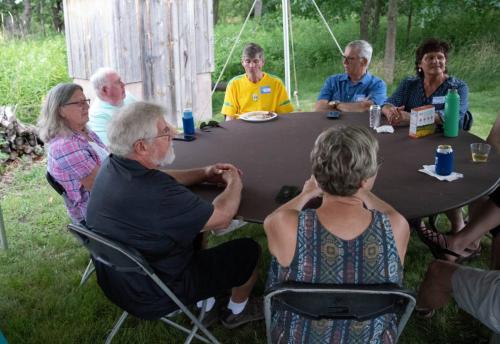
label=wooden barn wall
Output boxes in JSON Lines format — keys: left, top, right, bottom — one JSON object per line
{"left": 138, "top": 0, "right": 177, "bottom": 124}
{"left": 64, "top": 0, "right": 214, "bottom": 125}
{"left": 63, "top": 0, "right": 141, "bottom": 83}
{"left": 195, "top": 0, "right": 214, "bottom": 74}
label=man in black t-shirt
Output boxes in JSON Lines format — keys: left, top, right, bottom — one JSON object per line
{"left": 86, "top": 101, "right": 262, "bottom": 329}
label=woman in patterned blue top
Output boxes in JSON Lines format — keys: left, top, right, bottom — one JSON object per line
{"left": 382, "top": 38, "right": 469, "bottom": 128}
{"left": 264, "top": 126, "right": 410, "bottom": 343}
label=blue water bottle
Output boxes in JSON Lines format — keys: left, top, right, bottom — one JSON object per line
{"left": 182, "top": 108, "right": 195, "bottom": 136}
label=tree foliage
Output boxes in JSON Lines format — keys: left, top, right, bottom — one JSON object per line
{"left": 0, "top": 0, "right": 63, "bottom": 37}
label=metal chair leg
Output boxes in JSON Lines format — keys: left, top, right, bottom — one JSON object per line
{"left": 159, "top": 317, "right": 211, "bottom": 344}
{"left": 79, "top": 259, "right": 95, "bottom": 286}
{"left": 184, "top": 300, "right": 206, "bottom": 344}
{"left": 105, "top": 311, "right": 128, "bottom": 344}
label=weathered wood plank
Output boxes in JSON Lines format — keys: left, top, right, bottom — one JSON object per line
{"left": 64, "top": 0, "right": 213, "bottom": 124}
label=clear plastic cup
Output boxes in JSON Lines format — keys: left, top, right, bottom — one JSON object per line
{"left": 470, "top": 143, "right": 491, "bottom": 162}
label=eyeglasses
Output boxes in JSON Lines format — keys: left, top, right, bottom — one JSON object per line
{"left": 200, "top": 120, "right": 223, "bottom": 131}
{"left": 63, "top": 99, "right": 91, "bottom": 107}
{"left": 342, "top": 55, "right": 360, "bottom": 63}
{"left": 142, "top": 126, "right": 173, "bottom": 141}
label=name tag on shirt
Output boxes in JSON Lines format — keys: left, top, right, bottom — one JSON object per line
{"left": 432, "top": 96, "right": 445, "bottom": 105}
{"left": 354, "top": 94, "right": 368, "bottom": 102}
{"left": 260, "top": 86, "right": 271, "bottom": 94}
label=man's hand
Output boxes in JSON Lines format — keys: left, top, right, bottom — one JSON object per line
{"left": 204, "top": 163, "right": 242, "bottom": 185}
{"left": 221, "top": 166, "right": 243, "bottom": 189}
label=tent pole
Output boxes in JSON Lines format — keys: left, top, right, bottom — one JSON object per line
{"left": 282, "top": 0, "right": 291, "bottom": 95}
{"left": 0, "top": 204, "right": 7, "bottom": 250}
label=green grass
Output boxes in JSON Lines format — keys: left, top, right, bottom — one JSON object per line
{"left": 0, "top": 161, "right": 495, "bottom": 343}
{"left": 1, "top": 13, "right": 500, "bottom": 343}
{"left": 0, "top": 34, "right": 69, "bottom": 123}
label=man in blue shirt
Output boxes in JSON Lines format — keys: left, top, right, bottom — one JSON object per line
{"left": 315, "top": 40, "right": 386, "bottom": 113}
{"left": 88, "top": 68, "right": 136, "bottom": 145}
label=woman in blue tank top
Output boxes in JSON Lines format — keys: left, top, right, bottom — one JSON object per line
{"left": 264, "top": 126, "right": 410, "bottom": 344}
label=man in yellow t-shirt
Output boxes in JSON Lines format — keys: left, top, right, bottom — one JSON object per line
{"left": 221, "top": 43, "right": 294, "bottom": 119}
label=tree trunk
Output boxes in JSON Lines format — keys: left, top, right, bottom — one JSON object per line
{"left": 371, "top": 0, "right": 382, "bottom": 43}
{"left": 254, "top": 0, "right": 263, "bottom": 18}
{"left": 51, "top": 0, "right": 64, "bottom": 32}
{"left": 213, "top": 0, "right": 219, "bottom": 25}
{"left": 22, "top": 0, "right": 32, "bottom": 35}
{"left": 405, "top": 0, "right": 413, "bottom": 45}
{"left": 360, "top": 0, "right": 372, "bottom": 41}
{"left": 383, "top": 0, "right": 398, "bottom": 84}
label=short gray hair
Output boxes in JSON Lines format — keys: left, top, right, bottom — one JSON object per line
{"left": 107, "top": 101, "right": 167, "bottom": 157}
{"left": 242, "top": 42, "right": 264, "bottom": 60}
{"left": 37, "top": 83, "right": 83, "bottom": 142}
{"left": 311, "top": 126, "right": 379, "bottom": 196}
{"left": 346, "top": 40, "right": 373, "bottom": 66}
{"left": 90, "top": 67, "right": 117, "bottom": 96}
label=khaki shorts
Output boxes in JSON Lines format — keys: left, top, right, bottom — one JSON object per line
{"left": 452, "top": 266, "right": 500, "bottom": 334}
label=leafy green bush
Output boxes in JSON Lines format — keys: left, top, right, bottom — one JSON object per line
{"left": 0, "top": 34, "right": 69, "bottom": 123}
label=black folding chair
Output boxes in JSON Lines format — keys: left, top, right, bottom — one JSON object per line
{"left": 67, "top": 223, "right": 219, "bottom": 344}
{"left": 264, "top": 281, "right": 416, "bottom": 344}
{"left": 46, "top": 172, "right": 94, "bottom": 286}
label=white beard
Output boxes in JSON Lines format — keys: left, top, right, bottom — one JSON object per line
{"left": 155, "top": 146, "right": 176, "bottom": 167}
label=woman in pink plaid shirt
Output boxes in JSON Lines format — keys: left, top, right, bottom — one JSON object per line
{"left": 38, "top": 83, "right": 108, "bottom": 223}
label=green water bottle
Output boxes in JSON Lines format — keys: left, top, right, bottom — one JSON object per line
{"left": 444, "top": 88, "right": 460, "bottom": 137}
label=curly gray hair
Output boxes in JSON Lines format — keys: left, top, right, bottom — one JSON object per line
{"left": 311, "top": 126, "right": 379, "bottom": 196}
{"left": 37, "top": 83, "right": 83, "bottom": 143}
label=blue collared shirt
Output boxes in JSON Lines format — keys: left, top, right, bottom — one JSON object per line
{"left": 317, "top": 72, "right": 387, "bottom": 105}
{"left": 385, "top": 76, "right": 469, "bottom": 123}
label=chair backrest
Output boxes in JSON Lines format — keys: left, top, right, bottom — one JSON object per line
{"left": 67, "top": 223, "right": 156, "bottom": 276}
{"left": 463, "top": 110, "right": 473, "bottom": 131}
{"left": 264, "top": 281, "right": 416, "bottom": 343}
{"left": 46, "top": 172, "right": 66, "bottom": 195}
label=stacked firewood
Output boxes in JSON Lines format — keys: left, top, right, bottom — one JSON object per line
{"left": 0, "top": 106, "right": 44, "bottom": 164}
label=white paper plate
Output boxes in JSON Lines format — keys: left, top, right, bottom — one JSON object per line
{"left": 239, "top": 111, "right": 278, "bottom": 122}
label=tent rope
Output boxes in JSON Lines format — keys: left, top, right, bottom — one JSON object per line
{"left": 310, "top": 0, "right": 344, "bottom": 56}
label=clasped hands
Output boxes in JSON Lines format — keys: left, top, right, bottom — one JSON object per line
{"left": 204, "top": 163, "right": 243, "bottom": 186}
{"left": 383, "top": 105, "right": 410, "bottom": 126}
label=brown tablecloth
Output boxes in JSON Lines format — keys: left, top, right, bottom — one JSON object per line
{"left": 169, "top": 112, "right": 500, "bottom": 223}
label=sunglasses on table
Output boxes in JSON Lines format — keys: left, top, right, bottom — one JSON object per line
{"left": 199, "top": 120, "right": 224, "bottom": 131}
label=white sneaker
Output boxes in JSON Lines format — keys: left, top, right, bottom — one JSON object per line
{"left": 212, "top": 218, "right": 247, "bottom": 236}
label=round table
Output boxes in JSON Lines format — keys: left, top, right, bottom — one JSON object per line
{"left": 169, "top": 112, "right": 500, "bottom": 223}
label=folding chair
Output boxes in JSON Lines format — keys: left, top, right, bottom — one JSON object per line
{"left": 264, "top": 281, "right": 416, "bottom": 344}
{"left": 67, "top": 223, "right": 220, "bottom": 344}
{"left": 46, "top": 172, "right": 95, "bottom": 286}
